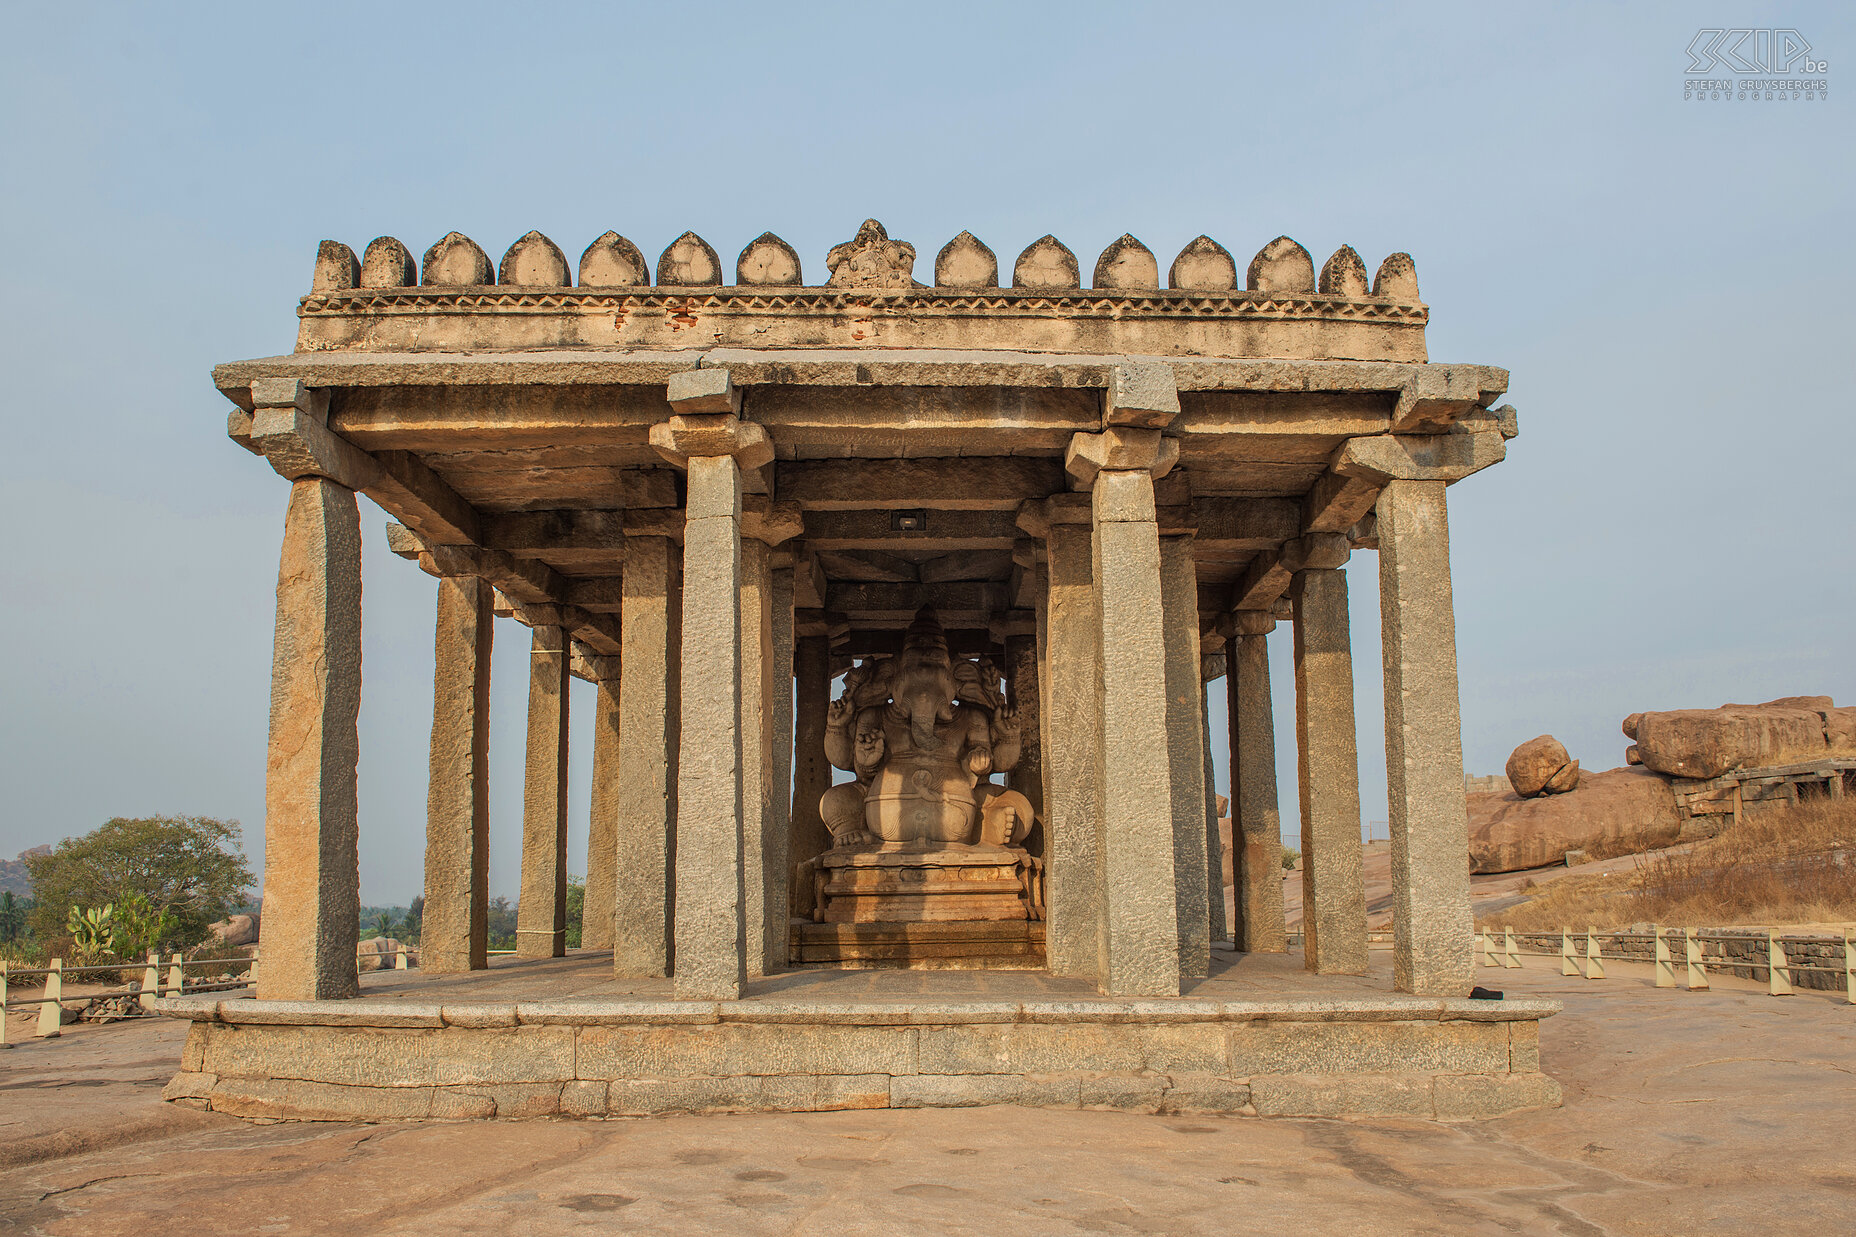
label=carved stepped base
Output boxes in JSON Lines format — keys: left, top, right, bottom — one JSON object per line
{"left": 815, "top": 842, "right": 1042, "bottom": 924}
{"left": 791, "top": 920, "right": 1047, "bottom": 969}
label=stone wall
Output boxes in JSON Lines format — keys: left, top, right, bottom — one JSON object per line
{"left": 156, "top": 996, "right": 1559, "bottom": 1123}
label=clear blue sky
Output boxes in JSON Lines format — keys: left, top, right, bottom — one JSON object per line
{"left": 1, "top": 3, "right": 1849, "bottom": 903}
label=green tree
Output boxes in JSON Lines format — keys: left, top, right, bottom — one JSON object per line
{"left": 25, "top": 816, "right": 253, "bottom": 951}
{"left": 565, "top": 877, "right": 585, "bottom": 949}
{"left": 0, "top": 891, "right": 28, "bottom": 943}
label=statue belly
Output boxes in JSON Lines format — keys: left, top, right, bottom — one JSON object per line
{"left": 866, "top": 760, "right": 976, "bottom": 842}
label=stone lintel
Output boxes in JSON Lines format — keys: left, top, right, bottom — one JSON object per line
{"left": 1230, "top": 610, "right": 1277, "bottom": 637}
{"left": 1064, "top": 428, "right": 1180, "bottom": 489}
{"left": 385, "top": 522, "right": 424, "bottom": 560}
{"left": 252, "top": 405, "right": 379, "bottom": 491}
{"left": 741, "top": 496, "right": 805, "bottom": 546}
{"left": 1335, "top": 430, "right": 1506, "bottom": 484}
{"left": 793, "top": 608, "right": 850, "bottom": 639}
{"left": 666, "top": 366, "right": 742, "bottom": 415}
{"left": 1388, "top": 365, "right": 1508, "bottom": 434}
{"left": 1302, "top": 470, "right": 1382, "bottom": 536}
{"left": 1104, "top": 361, "right": 1180, "bottom": 429}
{"left": 1287, "top": 531, "right": 1351, "bottom": 572}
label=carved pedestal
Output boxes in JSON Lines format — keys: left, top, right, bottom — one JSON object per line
{"left": 815, "top": 842, "right": 1043, "bottom": 924}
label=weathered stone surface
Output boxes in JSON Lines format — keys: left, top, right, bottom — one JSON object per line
{"left": 1103, "top": 361, "right": 1180, "bottom": 429}
{"left": 578, "top": 1023, "right": 916, "bottom": 1079}
{"left": 1292, "top": 566, "right": 1367, "bottom": 976}
{"left": 826, "top": 219, "right": 915, "bottom": 289}
{"left": 1377, "top": 479, "right": 1473, "bottom": 997}
{"left": 581, "top": 674, "right": 621, "bottom": 951}
{"left": 891, "top": 1072, "right": 1080, "bottom": 1109}
{"left": 498, "top": 230, "right": 568, "bottom": 286}
{"left": 768, "top": 564, "right": 794, "bottom": 963}
{"left": 313, "top": 240, "right": 359, "bottom": 292}
{"left": 359, "top": 236, "right": 415, "bottom": 288}
{"left": 934, "top": 231, "right": 998, "bottom": 287}
{"left": 1468, "top": 767, "right": 1681, "bottom": 873}
{"left": 577, "top": 231, "right": 648, "bottom": 287}
{"left": 736, "top": 232, "right": 802, "bottom": 286}
{"left": 423, "top": 574, "right": 491, "bottom": 973}
{"left": 790, "top": 634, "right": 834, "bottom": 884}
{"left": 1247, "top": 237, "right": 1316, "bottom": 294}
{"left": 674, "top": 455, "right": 747, "bottom": 1000}
{"left": 1013, "top": 235, "right": 1080, "bottom": 289}
{"left": 1168, "top": 236, "right": 1237, "bottom": 291}
{"left": 613, "top": 536, "right": 679, "bottom": 979}
{"left": 422, "top": 232, "right": 493, "bottom": 286}
{"left": 1092, "top": 469, "right": 1181, "bottom": 997}
{"left": 1632, "top": 698, "right": 1851, "bottom": 779}
{"left": 917, "top": 1022, "right": 1225, "bottom": 1075}
{"left": 656, "top": 231, "right": 722, "bottom": 286}
{"left": 1506, "top": 734, "right": 1578, "bottom": 798}
{"left": 208, "top": 1076, "right": 437, "bottom": 1122}
{"left": 738, "top": 538, "right": 777, "bottom": 975}
{"left": 1432, "top": 1072, "right": 1562, "bottom": 1119}
{"left": 1092, "top": 235, "right": 1158, "bottom": 290}
{"left": 259, "top": 477, "right": 361, "bottom": 1002}
{"left": 1160, "top": 537, "right": 1210, "bottom": 980}
{"left": 1229, "top": 627, "right": 1286, "bottom": 953}
{"left": 1042, "top": 526, "right": 1101, "bottom": 981}
{"left": 1231, "top": 1019, "right": 1508, "bottom": 1075}
{"left": 1319, "top": 246, "right": 1370, "bottom": 297}
{"left": 1373, "top": 252, "right": 1420, "bottom": 300}
{"left": 202, "top": 1024, "right": 576, "bottom": 1087}
{"left": 516, "top": 625, "right": 569, "bottom": 960}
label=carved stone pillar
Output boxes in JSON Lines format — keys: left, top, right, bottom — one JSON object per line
{"left": 650, "top": 369, "right": 776, "bottom": 1001}
{"left": 1031, "top": 516, "right": 1101, "bottom": 981}
{"left": 1199, "top": 668, "right": 1228, "bottom": 946}
{"left": 1335, "top": 428, "right": 1507, "bottom": 998}
{"left": 581, "top": 662, "right": 621, "bottom": 951}
{"left": 1067, "top": 395, "right": 1185, "bottom": 997}
{"left": 517, "top": 622, "right": 570, "bottom": 960}
{"left": 1004, "top": 632, "right": 1043, "bottom": 822}
{"left": 790, "top": 632, "right": 834, "bottom": 885}
{"left": 257, "top": 474, "right": 362, "bottom": 1000}
{"left": 738, "top": 537, "right": 777, "bottom": 976}
{"left": 1290, "top": 535, "right": 1367, "bottom": 975}
{"left": 421, "top": 572, "right": 492, "bottom": 973}
{"left": 1159, "top": 534, "right": 1210, "bottom": 981}
{"left": 613, "top": 535, "right": 679, "bottom": 979}
{"left": 768, "top": 562, "right": 795, "bottom": 966}
{"left": 1229, "top": 612, "right": 1286, "bottom": 953}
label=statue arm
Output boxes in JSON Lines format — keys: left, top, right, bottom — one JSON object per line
{"left": 824, "top": 698, "right": 856, "bottom": 771}
{"left": 990, "top": 704, "right": 1022, "bottom": 773}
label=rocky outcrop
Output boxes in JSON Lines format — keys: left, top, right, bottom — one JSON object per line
{"left": 207, "top": 913, "right": 260, "bottom": 947}
{"left": 1468, "top": 767, "right": 1680, "bottom": 873}
{"left": 1505, "top": 735, "right": 1580, "bottom": 797}
{"left": 1625, "top": 697, "right": 1856, "bottom": 780}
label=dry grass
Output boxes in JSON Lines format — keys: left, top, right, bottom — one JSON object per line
{"left": 1482, "top": 794, "right": 1856, "bottom": 932}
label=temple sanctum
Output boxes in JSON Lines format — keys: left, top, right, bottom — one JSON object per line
{"left": 159, "top": 220, "right": 1560, "bottom": 1122}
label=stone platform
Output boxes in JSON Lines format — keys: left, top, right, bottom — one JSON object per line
{"left": 791, "top": 920, "right": 1046, "bottom": 968}
{"left": 815, "top": 843, "right": 1040, "bottom": 923}
{"left": 152, "top": 951, "right": 1560, "bottom": 1123}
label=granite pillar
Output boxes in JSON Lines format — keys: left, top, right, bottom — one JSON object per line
{"left": 1200, "top": 671, "right": 1229, "bottom": 946}
{"left": 1091, "top": 468, "right": 1181, "bottom": 997}
{"left": 613, "top": 535, "right": 679, "bottom": 979}
{"left": 1378, "top": 479, "right": 1474, "bottom": 996}
{"left": 673, "top": 454, "right": 748, "bottom": 1001}
{"left": 738, "top": 537, "right": 776, "bottom": 976}
{"left": 1159, "top": 535, "right": 1210, "bottom": 981}
{"left": 258, "top": 476, "right": 362, "bottom": 1001}
{"left": 1005, "top": 632, "right": 1043, "bottom": 822}
{"left": 768, "top": 563, "right": 794, "bottom": 964}
{"left": 516, "top": 624, "right": 569, "bottom": 960}
{"left": 1229, "top": 617, "right": 1287, "bottom": 953}
{"left": 1291, "top": 543, "right": 1368, "bottom": 975}
{"left": 421, "top": 573, "right": 491, "bottom": 974}
{"left": 581, "top": 669, "right": 622, "bottom": 951}
{"left": 790, "top": 634, "right": 833, "bottom": 887}
{"left": 1040, "top": 523, "right": 1102, "bottom": 980}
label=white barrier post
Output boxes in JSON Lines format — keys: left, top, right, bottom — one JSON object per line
{"left": 36, "top": 958, "right": 63, "bottom": 1038}
{"left": 1585, "top": 927, "right": 1605, "bottom": 980}
{"left": 1654, "top": 925, "right": 1675, "bottom": 988}
{"left": 1, "top": 961, "right": 11, "bottom": 1048}
{"left": 1561, "top": 929, "right": 1578, "bottom": 976}
{"left": 1845, "top": 933, "right": 1854, "bottom": 1006}
{"left": 1768, "top": 932, "right": 1793, "bottom": 997}
{"left": 167, "top": 953, "right": 185, "bottom": 998}
{"left": 1502, "top": 927, "right": 1521, "bottom": 969}
{"left": 394, "top": 948, "right": 408, "bottom": 971}
{"left": 1481, "top": 930, "right": 1498, "bottom": 967}
{"left": 1686, "top": 928, "right": 1708, "bottom": 990}
{"left": 139, "top": 950, "right": 160, "bottom": 1010}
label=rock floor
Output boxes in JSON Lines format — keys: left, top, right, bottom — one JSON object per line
{"left": 2, "top": 955, "right": 1853, "bottom": 1235}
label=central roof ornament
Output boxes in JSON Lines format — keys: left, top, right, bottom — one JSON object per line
{"left": 826, "top": 219, "right": 918, "bottom": 290}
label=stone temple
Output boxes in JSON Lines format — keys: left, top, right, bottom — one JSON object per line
{"left": 158, "top": 221, "right": 1559, "bottom": 1121}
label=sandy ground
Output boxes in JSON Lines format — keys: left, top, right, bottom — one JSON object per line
{"left": 3, "top": 956, "right": 1852, "bottom": 1235}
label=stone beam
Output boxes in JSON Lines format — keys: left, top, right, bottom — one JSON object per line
{"left": 822, "top": 581, "right": 1007, "bottom": 622}
{"left": 814, "top": 549, "right": 918, "bottom": 582}
{"left": 801, "top": 509, "right": 1022, "bottom": 551}
{"left": 837, "top": 628, "right": 996, "bottom": 657}
{"left": 368, "top": 450, "right": 482, "bottom": 546}
{"left": 1301, "top": 470, "right": 1382, "bottom": 537}
{"left": 779, "top": 458, "right": 1066, "bottom": 511}
{"left": 1387, "top": 365, "right": 1508, "bottom": 435}
{"left": 250, "top": 380, "right": 379, "bottom": 492}
{"left": 1334, "top": 431, "right": 1507, "bottom": 484}
{"left": 1191, "top": 497, "right": 1299, "bottom": 550}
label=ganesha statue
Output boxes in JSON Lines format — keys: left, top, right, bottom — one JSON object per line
{"left": 818, "top": 607, "right": 1036, "bottom": 850}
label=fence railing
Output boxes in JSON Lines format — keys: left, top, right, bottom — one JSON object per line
{"left": 1477, "top": 925, "right": 1856, "bottom": 1004}
{"left": 1, "top": 943, "right": 417, "bottom": 1046}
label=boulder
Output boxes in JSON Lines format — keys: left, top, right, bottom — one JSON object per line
{"left": 357, "top": 937, "right": 416, "bottom": 972}
{"left": 1504, "top": 734, "right": 1579, "bottom": 798}
{"left": 1468, "top": 767, "right": 1681, "bottom": 873}
{"left": 207, "top": 912, "right": 260, "bottom": 947}
{"left": 1630, "top": 696, "right": 1854, "bottom": 780}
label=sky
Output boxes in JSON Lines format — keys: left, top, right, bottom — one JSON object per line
{"left": 1, "top": 3, "right": 1849, "bottom": 904}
